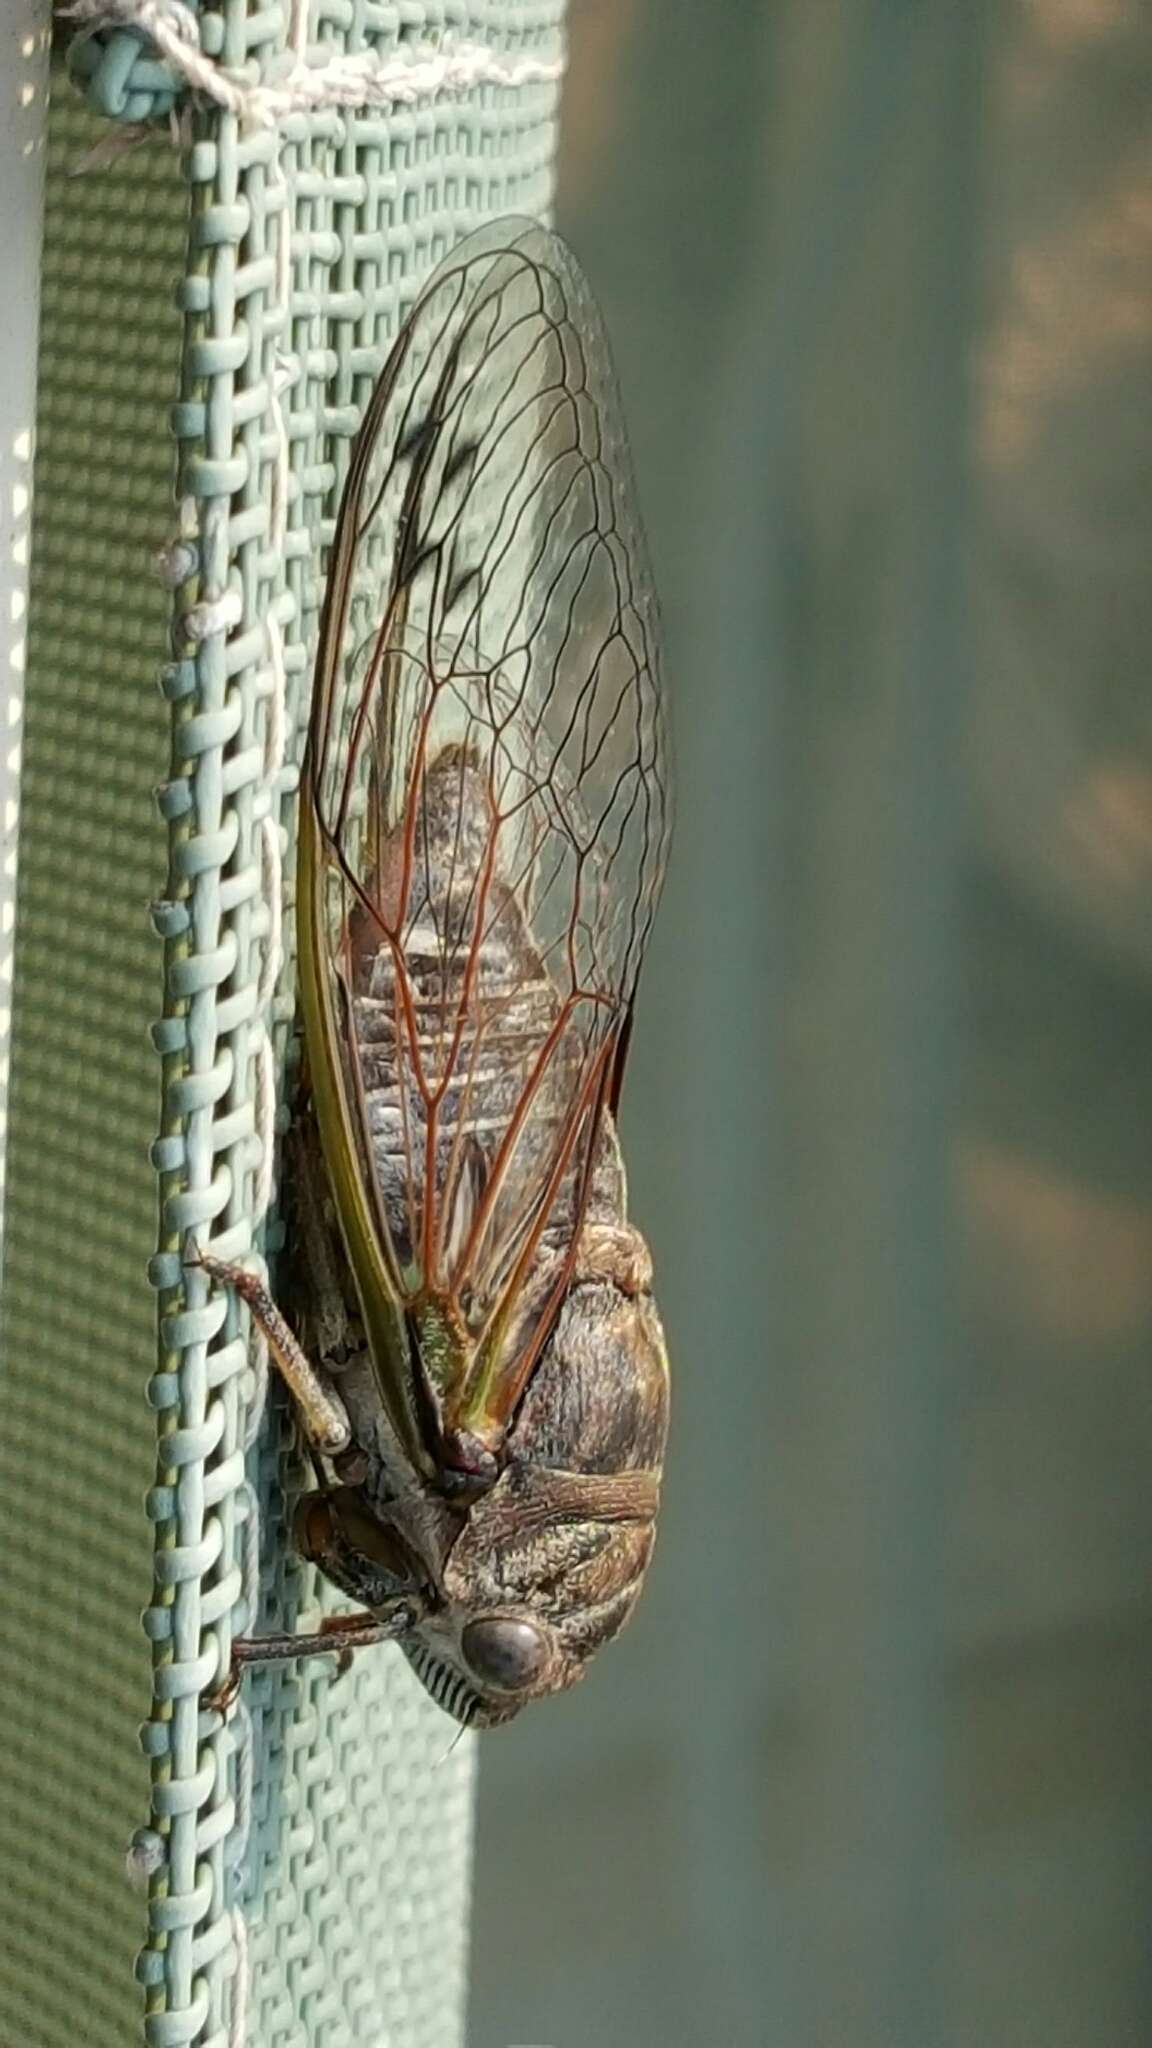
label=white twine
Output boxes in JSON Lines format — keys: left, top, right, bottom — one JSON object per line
{"left": 67, "top": 0, "right": 563, "bottom": 127}
{"left": 227, "top": 1904, "right": 250, "bottom": 2048}
{"left": 235, "top": 1479, "right": 263, "bottom": 1622}
{"left": 228, "top": 1700, "right": 255, "bottom": 1867}
{"left": 246, "top": 111, "right": 292, "bottom": 1233}
{"left": 70, "top": 114, "right": 177, "bottom": 173}
{"left": 256, "top": 818, "right": 284, "bottom": 1012}
{"left": 241, "top": 1320, "right": 269, "bottom": 1450}
{"left": 260, "top": 621, "right": 288, "bottom": 778}
{"left": 251, "top": 1025, "right": 277, "bottom": 1222}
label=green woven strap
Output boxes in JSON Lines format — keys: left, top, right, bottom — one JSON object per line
{"left": 0, "top": 93, "right": 180, "bottom": 2048}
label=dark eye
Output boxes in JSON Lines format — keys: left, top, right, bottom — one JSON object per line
{"left": 461, "top": 1616, "right": 552, "bottom": 1693}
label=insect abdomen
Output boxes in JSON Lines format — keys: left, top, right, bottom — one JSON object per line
{"left": 509, "top": 1205, "right": 669, "bottom": 1481}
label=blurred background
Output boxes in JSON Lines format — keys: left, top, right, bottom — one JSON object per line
{"left": 471, "top": 4, "right": 1152, "bottom": 2045}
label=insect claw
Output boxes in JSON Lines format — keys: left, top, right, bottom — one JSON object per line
{"left": 204, "top": 1659, "right": 242, "bottom": 1716}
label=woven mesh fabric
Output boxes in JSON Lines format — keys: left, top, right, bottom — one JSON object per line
{"left": 3, "top": 8, "right": 561, "bottom": 2047}
{"left": 128, "top": 5, "right": 560, "bottom": 2046}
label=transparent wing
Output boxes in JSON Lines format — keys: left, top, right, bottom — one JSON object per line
{"left": 304, "top": 218, "right": 669, "bottom": 1392}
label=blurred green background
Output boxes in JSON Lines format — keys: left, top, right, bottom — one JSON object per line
{"left": 471, "top": 4, "right": 1152, "bottom": 2045}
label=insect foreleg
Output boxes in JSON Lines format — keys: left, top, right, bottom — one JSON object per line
{"left": 206, "top": 1603, "right": 420, "bottom": 1712}
{"left": 189, "top": 1246, "right": 352, "bottom": 1457}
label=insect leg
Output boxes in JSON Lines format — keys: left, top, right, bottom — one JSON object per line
{"left": 206, "top": 1602, "right": 419, "bottom": 1712}
{"left": 189, "top": 1245, "right": 352, "bottom": 1456}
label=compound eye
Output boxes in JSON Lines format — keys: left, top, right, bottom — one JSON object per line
{"left": 460, "top": 1616, "right": 552, "bottom": 1693}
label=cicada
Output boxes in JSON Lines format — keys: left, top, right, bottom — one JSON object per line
{"left": 199, "top": 219, "right": 670, "bottom": 1726}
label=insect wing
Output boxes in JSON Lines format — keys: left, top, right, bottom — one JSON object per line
{"left": 300, "top": 218, "right": 669, "bottom": 1451}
